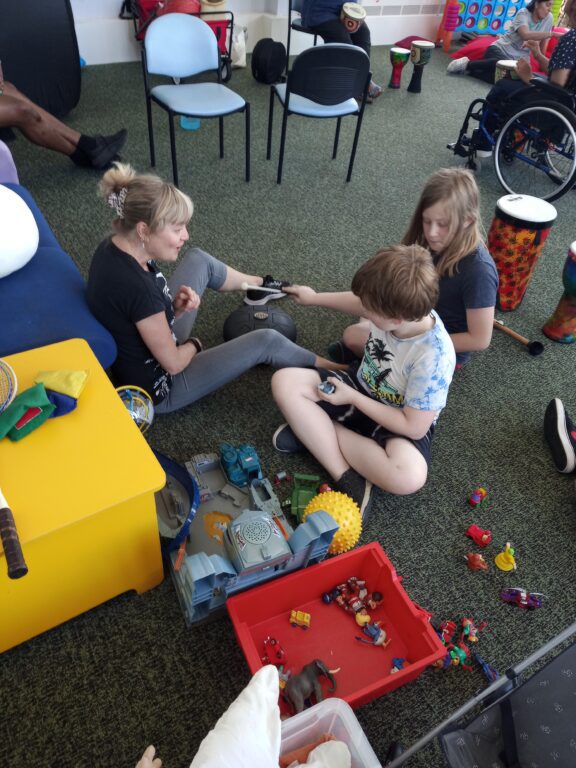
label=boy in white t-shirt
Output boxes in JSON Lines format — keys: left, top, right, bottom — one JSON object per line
{"left": 271, "top": 244, "right": 456, "bottom": 520}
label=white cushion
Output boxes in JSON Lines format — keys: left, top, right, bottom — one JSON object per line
{"left": 189, "top": 665, "right": 282, "bottom": 768}
{"left": 0, "top": 185, "right": 39, "bottom": 278}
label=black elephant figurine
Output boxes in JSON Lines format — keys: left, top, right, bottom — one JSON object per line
{"left": 283, "top": 659, "right": 337, "bottom": 714}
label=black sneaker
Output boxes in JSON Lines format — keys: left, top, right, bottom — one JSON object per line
{"left": 272, "top": 423, "right": 305, "bottom": 453}
{"left": 334, "top": 468, "right": 374, "bottom": 522}
{"left": 244, "top": 275, "right": 290, "bottom": 306}
{"left": 327, "top": 340, "right": 359, "bottom": 364}
{"left": 544, "top": 398, "right": 576, "bottom": 473}
{"left": 89, "top": 129, "right": 128, "bottom": 170}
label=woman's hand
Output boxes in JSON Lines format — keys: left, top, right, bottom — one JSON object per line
{"left": 284, "top": 284, "right": 318, "bottom": 305}
{"left": 135, "top": 745, "right": 162, "bottom": 768}
{"left": 523, "top": 39, "right": 540, "bottom": 53}
{"left": 173, "top": 285, "right": 201, "bottom": 317}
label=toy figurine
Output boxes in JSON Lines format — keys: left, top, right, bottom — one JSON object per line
{"left": 261, "top": 636, "right": 287, "bottom": 666}
{"left": 495, "top": 542, "right": 517, "bottom": 571}
{"left": 356, "top": 621, "right": 390, "bottom": 647}
{"left": 273, "top": 470, "right": 292, "bottom": 487}
{"left": 437, "top": 619, "right": 457, "bottom": 645}
{"left": 460, "top": 617, "right": 486, "bottom": 644}
{"left": 500, "top": 587, "right": 543, "bottom": 610}
{"left": 283, "top": 660, "right": 337, "bottom": 714}
{"left": 318, "top": 482, "right": 333, "bottom": 493}
{"left": 366, "top": 591, "right": 383, "bottom": 610}
{"left": 466, "top": 524, "right": 492, "bottom": 548}
{"left": 355, "top": 607, "right": 372, "bottom": 627}
{"left": 468, "top": 487, "right": 488, "bottom": 507}
{"left": 474, "top": 652, "right": 500, "bottom": 682}
{"left": 390, "top": 657, "right": 406, "bottom": 674}
{"left": 465, "top": 552, "right": 488, "bottom": 571}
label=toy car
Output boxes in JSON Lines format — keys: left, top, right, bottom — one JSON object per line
{"left": 261, "top": 636, "right": 287, "bottom": 666}
{"left": 318, "top": 381, "right": 335, "bottom": 395}
{"left": 500, "top": 587, "right": 543, "bottom": 610}
{"left": 290, "top": 609, "right": 311, "bottom": 629}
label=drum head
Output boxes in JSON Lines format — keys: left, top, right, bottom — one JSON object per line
{"left": 391, "top": 46, "right": 410, "bottom": 54}
{"left": 341, "top": 2, "right": 366, "bottom": 19}
{"left": 496, "top": 194, "right": 558, "bottom": 225}
{"left": 413, "top": 40, "right": 435, "bottom": 48}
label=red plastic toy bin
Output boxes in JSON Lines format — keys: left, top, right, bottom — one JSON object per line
{"left": 227, "top": 543, "right": 445, "bottom": 709}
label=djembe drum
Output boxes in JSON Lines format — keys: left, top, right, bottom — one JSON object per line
{"left": 543, "top": 241, "right": 576, "bottom": 343}
{"left": 487, "top": 194, "right": 557, "bottom": 311}
{"left": 340, "top": 2, "right": 366, "bottom": 33}
{"left": 494, "top": 59, "right": 519, "bottom": 83}
{"left": 388, "top": 47, "right": 410, "bottom": 89}
{"left": 407, "top": 40, "right": 435, "bottom": 94}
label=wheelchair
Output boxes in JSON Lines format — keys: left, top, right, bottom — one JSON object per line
{"left": 449, "top": 77, "right": 576, "bottom": 202}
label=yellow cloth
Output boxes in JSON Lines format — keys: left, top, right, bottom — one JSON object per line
{"left": 35, "top": 370, "right": 89, "bottom": 399}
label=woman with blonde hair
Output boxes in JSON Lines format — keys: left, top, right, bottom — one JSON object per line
{"left": 86, "top": 163, "right": 341, "bottom": 412}
{"left": 328, "top": 168, "right": 498, "bottom": 367}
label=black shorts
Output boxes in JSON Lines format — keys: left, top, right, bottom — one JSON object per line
{"left": 318, "top": 367, "right": 434, "bottom": 467}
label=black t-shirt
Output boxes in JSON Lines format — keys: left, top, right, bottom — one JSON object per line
{"left": 86, "top": 237, "right": 174, "bottom": 404}
{"left": 434, "top": 244, "right": 499, "bottom": 365}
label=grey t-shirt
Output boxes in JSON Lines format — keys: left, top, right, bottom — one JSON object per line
{"left": 493, "top": 7, "right": 553, "bottom": 61}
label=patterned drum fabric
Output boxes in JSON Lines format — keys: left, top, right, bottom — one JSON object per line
{"left": 488, "top": 195, "right": 557, "bottom": 311}
{"left": 543, "top": 242, "right": 576, "bottom": 343}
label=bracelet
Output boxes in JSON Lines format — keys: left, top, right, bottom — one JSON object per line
{"left": 185, "top": 337, "right": 203, "bottom": 354}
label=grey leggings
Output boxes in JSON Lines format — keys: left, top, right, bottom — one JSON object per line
{"left": 155, "top": 247, "right": 316, "bottom": 413}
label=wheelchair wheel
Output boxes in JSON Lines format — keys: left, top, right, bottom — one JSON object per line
{"left": 494, "top": 101, "right": 576, "bottom": 202}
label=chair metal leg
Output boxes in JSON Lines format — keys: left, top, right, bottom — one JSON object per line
{"left": 346, "top": 111, "right": 365, "bottom": 183}
{"left": 333, "top": 118, "right": 342, "bottom": 159}
{"left": 245, "top": 103, "right": 251, "bottom": 182}
{"left": 219, "top": 117, "right": 224, "bottom": 159}
{"left": 146, "top": 95, "right": 156, "bottom": 167}
{"left": 168, "top": 112, "right": 179, "bottom": 187}
{"left": 266, "top": 88, "right": 275, "bottom": 160}
{"left": 277, "top": 106, "right": 289, "bottom": 184}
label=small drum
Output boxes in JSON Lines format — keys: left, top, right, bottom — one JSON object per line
{"left": 340, "top": 2, "right": 366, "bottom": 33}
{"left": 388, "top": 46, "right": 410, "bottom": 89}
{"left": 494, "top": 59, "right": 519, "bottom": 83}
{"left": 487, "top": 194, "right": 557, "bottom": 311}
{"left": 543, "top": 241, "right": 576, "bottom": 343}
{"left": 407, "top": 40, "right": 435, "bottom": 94}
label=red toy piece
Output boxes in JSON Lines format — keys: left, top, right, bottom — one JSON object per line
{"left": 468, "top": 487, "right": 488, "bottom": 507}
{"left": 261, "top": 636, "right": 287, "bottom": 666}
{"left": 465, "top": 552, "right": 488, "bottom": 571}
{"left": 273, "top": 470, "right": 292, "bottom": 487}
{"left": 466, "top": 524, "right": 492, "bottom": 548}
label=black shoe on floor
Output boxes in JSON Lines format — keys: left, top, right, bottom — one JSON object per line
{"left": 88, "top": 129, "right": 128, "bottom": 170}
{"left": 327, "top": 340, "right": 359, "bottom": 364}
{"left": 244, "top": 275, "right": 291, "bottom": 306}
{"left": 334, "top": 468, "right": 374, "bottom": 522}
{"left": 272, "top": 423, "right": 305, "bottom": 454}
{"left": 544, "top": 398, "right": 576, "bottom": 473}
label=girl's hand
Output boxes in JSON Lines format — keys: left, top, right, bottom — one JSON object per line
{"left": 173, "top": 285, "right": 201, "bottom": 316}
{"left": 317, "top": 376, "right": 355, "bottom": 406}
{"left": 284, "top": 285, "right": 318, "bottom": 305}
{"left": 135, "top": 745, "right": 162, "bottom": 768}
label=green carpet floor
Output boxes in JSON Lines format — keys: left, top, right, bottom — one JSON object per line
{"left": 2, "top": 44, "right": 576, "bottom": 768}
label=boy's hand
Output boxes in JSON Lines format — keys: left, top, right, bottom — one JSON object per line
{"left": 284, "top": 284, "right": 317, "bottom": 305}
{"left": 317, "top": 376, "right": 356, "bottom": 406}
{"left": 173, "top": 285, "right": 201, "bottom": 316}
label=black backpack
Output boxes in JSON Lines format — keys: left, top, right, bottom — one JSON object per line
{"left": 251, "top": 38, "right": 286, "bottom": 84}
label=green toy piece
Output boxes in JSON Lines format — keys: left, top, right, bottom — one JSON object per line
{"left": 290, "top": 473, "right": 321, "bottom": 523}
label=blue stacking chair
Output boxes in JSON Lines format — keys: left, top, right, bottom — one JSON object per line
{"left": 286, "top": 0, "right": 319, "bottom": 73}
{"left": 142, "top": 13, "right": 250, "bottom": 187}
{"left": 266, "top": 44, "right": 371, "bottom": 184}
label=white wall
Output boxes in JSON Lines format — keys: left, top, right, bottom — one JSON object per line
{"left": 70, "top": 0, "right": 442, "bottom": 64}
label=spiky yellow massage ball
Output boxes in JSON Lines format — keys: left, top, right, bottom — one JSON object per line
{"left": 303, "top": 491, "right": 362, "bottom": 554}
